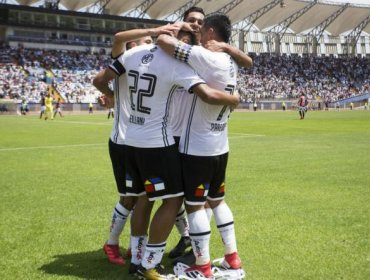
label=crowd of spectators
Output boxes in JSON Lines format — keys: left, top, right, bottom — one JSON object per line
{"left": 1, "top": 44, "right": 369, "bottom": 105}
{"left": 0, "top": 45, "right": 111, "bottom": 103}
{"left": 238, "top": 53, "right": 370, "bottom": 103}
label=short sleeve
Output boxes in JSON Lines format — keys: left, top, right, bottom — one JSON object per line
{"left": 108, "top": 56, "right": 126, "bottom": 76}
{"left": 173, "top": 43, "right": 215, "bottom": 76}
{"left": 172, "top": 61, "right": 205, "bottom": 92}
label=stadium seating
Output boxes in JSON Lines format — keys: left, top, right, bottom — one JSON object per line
{"left": 1, "top": 45, "right": 369, "bottom": 105}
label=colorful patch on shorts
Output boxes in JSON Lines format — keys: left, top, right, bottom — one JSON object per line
{"left": 126, "top": 174, "right": 133, "bottom": 188}
{"left": 218, "top": 182, "right": 225, "bottom": 194}
{"left": 144, "top": 178, "right": 165, "bottom": 193}
{"left": 194, "top": 184, "right": 209, "bottom": 197}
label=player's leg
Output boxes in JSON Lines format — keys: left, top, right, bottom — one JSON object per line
{"left": 124, "top": 145, "right": 154, "bottom": 274}
{"left": 104, "top": 140, "right": 135, "bottom": 265}
{"left": 136, "top": 145, "right": 184, "bottom": 279}
{"left": 130, "top": 194, "right": 154, "bottom": 273}
{"left": 168, "top": 204, "right": 191, "bottom": 258}
{"left": 176, "top": 154, "right": 215, "bottom": 279}
{"left": 207, "top": 153, "right": 243, "bottom": 271}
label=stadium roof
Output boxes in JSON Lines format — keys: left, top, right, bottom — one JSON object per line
{"left": 13, "top": 0, "right": 370, "bottom": 36}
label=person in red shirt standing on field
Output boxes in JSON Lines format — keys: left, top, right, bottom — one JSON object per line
{"left": 53, "top": 98, "right": 63, "bottom": 118}
{"left": 298, "top": 93, "right": 308, "bottom": 120}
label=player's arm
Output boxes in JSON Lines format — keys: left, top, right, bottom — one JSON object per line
{"left": 157, "top": 34, "right": 181, "bottom": 56}
{"left": 112, "top": 24, "right": 180, "bottom": 58}
{"left": 192, "top": 83, "right": 240, "bottom": 107}
{"left": 203, "top": 40, "right": 253, "bottom": 68}
{"left": 93, "top": 68, "right": 115, "bottom": 97}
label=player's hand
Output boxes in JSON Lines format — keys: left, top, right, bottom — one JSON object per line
{"left": 105, "top": 96, "right": 114, "bottom": 108}
{"left": 153, "top": 24, "right": 181, "bottom": 37}
{"left": 98, "top": 95, "right": 114, "bottom": 108}
{"left": 203, "top": 40, "right": 227, "bottom": 52}
{"left": 230, "top": 93, "right": 240, "bottom": 111}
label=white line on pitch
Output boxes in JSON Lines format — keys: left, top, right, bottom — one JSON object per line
{"left": 0, "top": 143, "right": 106, "bottom": 152}
{"left": 47, "top": 120, "right": 112, "bottom": 126}
{"left": 229, "top": 133, "right": 265, "bottom": 138}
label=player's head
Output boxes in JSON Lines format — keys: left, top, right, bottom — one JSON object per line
{"left": 126, "top": 36, "right": 153, "bottom": 50}
{"left": 182, "top": 6, "right": 205, "bottom": 43}
{"left": 177, "top": 30, "right": 197, "bottom": 45}
{"left": 200, "top": 13, "right": 231, "bottom": 44}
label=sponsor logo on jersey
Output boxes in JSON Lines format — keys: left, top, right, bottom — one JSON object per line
{"left": 145, "top": 178, "right": 165, "bottom": 193}
{"left": 142, "top": 53, "right": 154, "bottom": 64}
{"left": 194, "top": 184, "right": 209, "bottom": 197}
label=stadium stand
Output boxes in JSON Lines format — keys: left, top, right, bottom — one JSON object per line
{"left": 0, "top": 1, "right": 369, "bottom": 112}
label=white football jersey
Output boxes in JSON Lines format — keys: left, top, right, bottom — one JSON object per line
{"left": 169, "top": 87, "right": 193, "bottom": 137}
{"left": 109, "top": 74, "right": 130, "bottom": 145}
{"left": 109, "top": 44, "right": 205, "bottom": 148}
{"left": 173, "top": 43, "right": 238, "bottom": 156}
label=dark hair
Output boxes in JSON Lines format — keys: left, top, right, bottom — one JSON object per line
{"left": 203, "top": 13, "right": 231, "bottom": 43}
{"left": 182, "top": 6, "right": 205, "bottom": 21}
{"left": 178, "top": 30, "right": 197, "bottom": 45}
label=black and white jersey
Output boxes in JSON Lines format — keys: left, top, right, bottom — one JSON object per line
{"left": 169, "top": 87, "right": 193, "bottom": 137}
{"left": 109, "top": 72, "right": 129, "bottom": 145}
{"left": 173, "top": 43, "right": 238, "bottom": 156}
{"left": 109, "top": 44, "right": 205, "bottom": 148}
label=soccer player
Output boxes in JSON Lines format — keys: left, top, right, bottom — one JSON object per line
{"left": 298, "top": 93, "right": 308, "bottom": 119}
{"left": 94, "top": 34, "right": 239, "bottom": 279}
{"left": 157, "top": 13, "right": 246, "bottom": 279}
{"left": 88, "top": 102, "right": 93, "bottom": 114}
{"left": 107, "top": 107, "right": 114, "bottom": 119}
{"left": 53, "top": 98, "right": 63, "bottom": 118}
{"left": 169, "top": 7, "right": 253, "bottom": 263}
{"left": 44, "top": 93, "right": 54, "bottom": 120}
{"left": 97, "top": 25, "right": 184, "bottom": 267}
{"left": 39, "top": 93, "right": 46, "bottom": 119}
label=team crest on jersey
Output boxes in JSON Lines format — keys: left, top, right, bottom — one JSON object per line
{"left": 144, "top": 178, "right": 165, "bottom": 192}
{"left": 142, "top": 53, "right": 154, "bottom": 64}
{"left": 194, "top": 184, "right": 209, "bottom": 197}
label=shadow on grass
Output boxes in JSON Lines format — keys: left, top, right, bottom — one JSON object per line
{"left": 39, "top": 249, "right": 133, "bottom": 279}
{"left": 39, "top": 249, "right": 175, "bottom": 279}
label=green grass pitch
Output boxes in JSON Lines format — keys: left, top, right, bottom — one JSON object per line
{"left": 0, "top": 110, "right": 369, "bottom": 279}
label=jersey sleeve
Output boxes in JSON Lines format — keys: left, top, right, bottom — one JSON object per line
{"left": 172, "top": 61, "right": 205, "bottom": 92}
{"left": 173, "top": 43, "right": 215, "bottom": 76}
{"left": 108, "top": 55, "right": 126, "bottom": 76}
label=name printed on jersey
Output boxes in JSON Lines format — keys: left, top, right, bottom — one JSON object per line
{"left": 210, "top": 122, "right": 227, "bottom": 132}
{"left": 129, "top": 115, "right": 145, "bottom": 125}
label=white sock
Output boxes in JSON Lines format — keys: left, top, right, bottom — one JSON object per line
{"left": 205, "top": 207, "right": 213, "bottom": 222}
{"left": 213, "top": 203, "right": 237, "bottom": 255}
{"left": 175, "top": 204, "right": 190, "bottom": 237}
{"left": 141, "top": 242, "right": 166, "bottom": 269}
{"left": 131, "top": 235, "right": 147, "bottom": 265}
{"left": 107, "top": 202, "right": 130, "bottom": 245}
{"left": 188, "top": 210, "right": 211, "bottom": 265}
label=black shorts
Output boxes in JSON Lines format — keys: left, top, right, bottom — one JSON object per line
{"left": 109, "top": 139, "right": 127, "bottom": 195}
{"left": 124, "top": 144, "right": 184, "bottom": 201}
{"left": 174, "top": 136, "right": 180, "bottom": 149}
{"left": 181, "top": 153, "right": 228, "bottom": 205}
